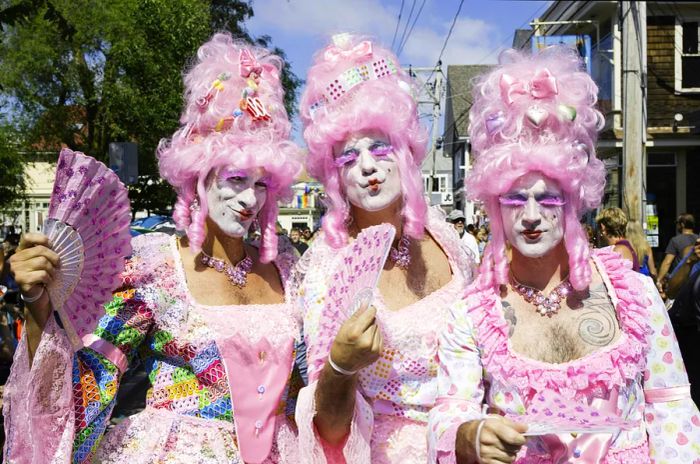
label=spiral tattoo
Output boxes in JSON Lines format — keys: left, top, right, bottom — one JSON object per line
{"left": 577, "top": 284, "right": 619, "bottom": 346}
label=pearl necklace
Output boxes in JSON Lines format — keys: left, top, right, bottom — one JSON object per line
{"left": 200, "top": 251, "right": 253, "bottom": 288}
{"left": 510, "top": 273, "right": 572, "bottom": 317}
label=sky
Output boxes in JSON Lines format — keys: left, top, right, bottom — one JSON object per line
{"left": 245, "top": 0, "right": 551, "bottom": 139}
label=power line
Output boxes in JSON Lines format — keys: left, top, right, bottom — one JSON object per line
{"left": 397, "top": 0, "right": 427, "bottom": 57}
{"left": 417, "top": 0, "right": 466, "bottom": 96}
{"left": 397, "top": 0, "right": 418, "bottom": 55}
{"left": 438, "top": 0, "right": 465, "bottom": 63}
{"left": 391, "top": 0, "right": 406, "bottom": 52}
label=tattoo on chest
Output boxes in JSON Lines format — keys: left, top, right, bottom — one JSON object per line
{"left": 576, "top": 283, "right": 618, "bottom": 346}
{"left": 502, "top": 301, "right": 517, "bottom": 337}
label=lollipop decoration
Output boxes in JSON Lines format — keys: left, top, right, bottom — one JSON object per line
{"left": 43, "top": 148, "right": 132, "bottom": 350}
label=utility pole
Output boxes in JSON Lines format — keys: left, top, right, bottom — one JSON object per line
{"left": 408, "top": 64, "right": 444, "bottom": 195}
{"left": 621, "top": 1, "right": 647, "bottom": 222}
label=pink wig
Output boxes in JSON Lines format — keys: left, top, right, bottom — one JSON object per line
{"left": 157, "top": 33, "right": 301, "bottom": 262}
{"left": 300, "top": 34, "right": 429, "bottom": 248}
{"left": 466, "top": 47, "right": 606, "bottom": 291}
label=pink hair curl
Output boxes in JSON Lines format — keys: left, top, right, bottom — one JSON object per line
{"left": 300, "top": 34, "right": 429, "bottom": 248}
{"left": 466, "top": 47, "right": 606, "bottom": 291}
{"left": 157, "top": 33, "right": 301, "bottom": 262}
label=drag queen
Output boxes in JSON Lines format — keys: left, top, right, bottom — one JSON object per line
{"left": 293, "top": 34, "right": 475, "bottom": 463}
{"left": 4, "top": 33, "right": 303, "bottom": 463}
{"left": 428, "top": 47, "right": 700, "bottom": 463}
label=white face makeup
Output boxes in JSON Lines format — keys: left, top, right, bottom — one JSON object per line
{"left": 205, "top": 167, "right": 269, "bottom": 237}
{"left": 334, "top": 131, "right": 402, "bottom": 212}
{"left": 500, "top": 172, "right": 566, "bottom": 258}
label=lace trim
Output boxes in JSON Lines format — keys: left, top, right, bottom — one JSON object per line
{"left": 464, "top": 248, "right": 653, "bottom": 400}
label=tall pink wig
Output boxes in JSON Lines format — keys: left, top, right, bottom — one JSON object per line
{"left": 157, "top": 33, "right": 301, "bottom": 262}
{"left": 300, "top": 34, "right": 429, "bottom": 248}
{"left": 466, "top": 47, "right": 606, "bottom": 291}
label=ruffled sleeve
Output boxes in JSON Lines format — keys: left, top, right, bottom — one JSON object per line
{"left": 639, "top": 275, "right": 700, "bottom": 462}
{"left": 427, "top": 297, "right": 485, "bottom": 464}
{"left": 3, "top": 234, "right": 160, "bottom": 464}
{"left": 293, "top": 238, "right": 375, "bottom": 463}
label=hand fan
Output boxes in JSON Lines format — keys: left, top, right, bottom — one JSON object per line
{"left": 307, "top": 223, "right": 396, "bottom": 380}
{"left": 510, "top": 392, "right": 635, "bottom": 436}
{"left": 43, "top": 148, "right": 132, "bottom": 349}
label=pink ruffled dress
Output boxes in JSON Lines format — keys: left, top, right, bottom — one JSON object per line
{"left": 428, "top": 248, "right": 700, "bottom": 463}
{"left": 293, "top": 207, "right": 476, "bottom": 464}
{"left": 3, "top": 233, "right": 304, "bottom": 464}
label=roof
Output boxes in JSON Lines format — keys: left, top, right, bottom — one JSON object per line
{"left": 445, "top": 65, "right": 494, "bottom": 139}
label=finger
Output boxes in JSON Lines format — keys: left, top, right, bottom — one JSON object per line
{"left": 11, "top": 245, "right": 60, "bottom": 267}
{"left": 370, "top": 325, "right": 382, "bottom": 353}
{"left": 357, "top": 322, "right": 378, "bottom": 348}
{"left": 17, "top": 233, "right": 50, "bottom": 252}
{"left": 21, "top": 270, "right": 54, "bottom": 288}
{"left": 491, "top": 421, "right": 526, "bottom": 447}
{"left": 353, "top": 305, "right": 377, "bottom": 332}
{"left": 481, "top": 447, "right": 517, "bottom": 463}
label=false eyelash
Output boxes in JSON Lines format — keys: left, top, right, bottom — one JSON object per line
{"left": 537, "top": 197, "right": 566, "bottom": 207}
{"left": 333, "top": 151, "right": 359, "bottom": 167}
{"left": 369, "top": 144, "right": 393, "bottom": 156}
{"left": 498, "top": 195, "right": 566, "bottom": 207}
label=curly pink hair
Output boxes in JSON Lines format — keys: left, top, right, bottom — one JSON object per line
{"left": 300, "top": 34, "right": 429, "bottom": 248}
{"left": 466, "top": 47, "right": 606, "bottom": 291}
{"left": 157, "top": 33, "right": 301, "bottom": 262}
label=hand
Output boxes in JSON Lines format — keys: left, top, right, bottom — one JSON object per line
{"left": 9, "top": 233, "right": 58, "bottom": 323}
{"left": 688, "top": 239, "right": 700, "bottom": 265}
{"left": 329, "top": 302, "right": 382, "bottom": 374}
{"left": 457, "top": 417, "right": 527, "bottom": 464}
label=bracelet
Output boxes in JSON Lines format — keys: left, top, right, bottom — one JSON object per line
{"left": 475, "top": 419, "right": 487, "bottom": 464}
{"left": 328, "top": 354, "right": 359, "bottom": 376}
{"left": 21, "top": 286, "right": 45, "bottom": 304}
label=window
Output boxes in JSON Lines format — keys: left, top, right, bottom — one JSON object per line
{"left": 678, "top": 21, "right": 700, "bottom": 90}
{"left": 423, "top": 174, "right": 449, "bottom": 193}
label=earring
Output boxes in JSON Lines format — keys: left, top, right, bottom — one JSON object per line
{"left": 189, "top": 197, "right": 200, "bottom": 213}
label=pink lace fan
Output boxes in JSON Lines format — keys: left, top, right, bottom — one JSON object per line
{"left": 43, "top": 148, "right": 132, "bottom": 350}
{"left": 308, "top": 223, "right": 396, "bottom": 380}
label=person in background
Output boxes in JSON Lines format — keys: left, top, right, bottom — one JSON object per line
{"left": 667, "top": 237, "right": 700, "bottom": 408}
{"left": 476, "top": 226, "right": 488, "bottom": 257}
{"left": 290, "top": 227, "right": 309, "bottom": 255}
{"left": 596, "top": 207, "right": 639, "bottom": 271}
{"left": 447, "top": 210, "right": 481, "bottom": 264}
{"left": 627, "top": 220, "right": 657, "bottom": 278}
{"left": 657, "top": 213, "right": 698, "bottom": 290}
{"left": 302, "top": 227, "right": 312, "bottom": 243}
{"left": 582, "top": 223, "right": 595, "bottom": 248}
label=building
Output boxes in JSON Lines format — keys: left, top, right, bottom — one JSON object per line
{"left": 529, "top": 1, "right": 700, "bottom": 254}
{"left": 1, "top": 153, "right": 56, "bottom": 236}
{"left": 277, "top": 180, "right": 324, "bottom": 234}
{"left": 443, "top": 64, "right": 493, "bottom": 226}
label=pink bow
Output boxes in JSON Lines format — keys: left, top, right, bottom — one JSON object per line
{"left": 239, "top": 49, "right": 278, "bottom": 79}
{"left": 323, "top": 40, "right": 373, "bottom": 63}
{"left": 499, "top": 68, "right": 558, "bottom": 105}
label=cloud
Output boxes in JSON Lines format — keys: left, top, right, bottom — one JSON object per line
{"left": 247, "top": 0, "right": 505, "bottom": 65}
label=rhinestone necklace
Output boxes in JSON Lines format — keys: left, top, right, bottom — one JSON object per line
{"left": 389, "top": 235, "right": 411, "bottom": 269}
{"left": 510, "top": 273, "right": 572, "bottom": 317}
{"left": 200, "top": 251, "right": 253, "bottom": 288}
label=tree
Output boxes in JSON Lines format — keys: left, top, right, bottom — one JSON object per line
{"left": 0, "top": 0, "right": 301, "bottom": 216}
{"left": 0, "top": 125, "right": 26, "bottom": 211}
